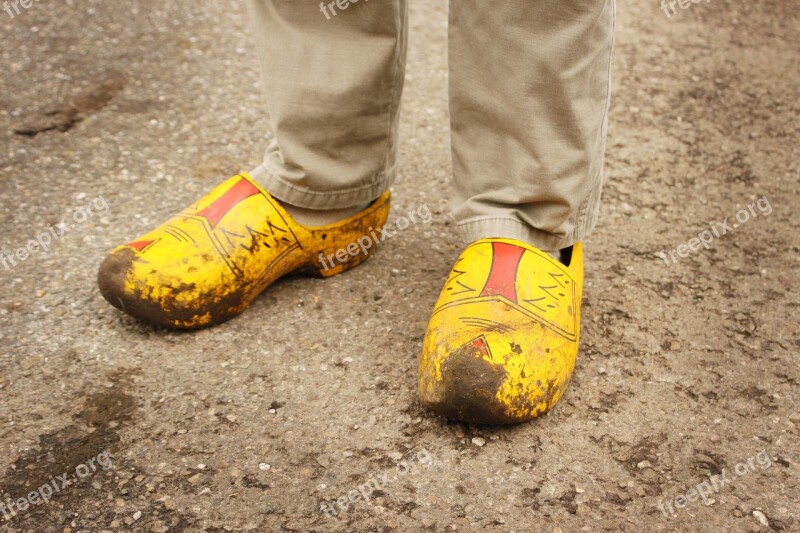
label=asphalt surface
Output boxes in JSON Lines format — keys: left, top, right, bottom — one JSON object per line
{"left": 0, "top": 0, "right": 798, "bottom": 532}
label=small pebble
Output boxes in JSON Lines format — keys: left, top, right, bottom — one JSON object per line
{"left": 471, "top": 437, "right": 486, "bottom": 447}
{"left": 752, "top": 510, "right": 769, "bottom": 527}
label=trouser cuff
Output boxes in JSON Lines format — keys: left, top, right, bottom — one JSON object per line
{"left": 456, "top": 213, "right": 599, "bottom": 252}
{"left": 250, "top": 163, "right": 392, "bottom": 209}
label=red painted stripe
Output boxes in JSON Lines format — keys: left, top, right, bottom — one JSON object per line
{"left": 127, "top": 240, "right": 154, "bottom": 252}
{"left": 197, "top": 178, "right": 260, "bottom": 227}
{"left": 479, "top": 242, "right": 524, "bottom": 303}
{"left": 468, "top": 336, "right": 490, "bottom": 358}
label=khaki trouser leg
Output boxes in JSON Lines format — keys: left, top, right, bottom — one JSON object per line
{"left": 449, "top": 0, "right": 616, "bottom": 251}
{"left": 245, "top": 0, "right": 408, "bottom": 209}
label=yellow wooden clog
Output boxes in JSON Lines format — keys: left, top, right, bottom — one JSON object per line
{"left": 98, "top": 173, "right": 390, "bottom": 329}
{"left": 418, "top": 239, "right": 584, "bottom": 424}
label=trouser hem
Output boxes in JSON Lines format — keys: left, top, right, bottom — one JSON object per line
{"left": 251, "top": 163, "right": 393, "bottom": 209}
{"left": 456, "top": 213, "right": 598, "bottom": 252}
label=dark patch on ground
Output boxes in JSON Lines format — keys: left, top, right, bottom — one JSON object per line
{"left": 609, "top": 433, "right": 669, "bottom": 476}
{"left": 0, "top": 369, "right": 138, "bottom": 526}
{"left": 13, "top": 72, "right": 127, "bottom": 137}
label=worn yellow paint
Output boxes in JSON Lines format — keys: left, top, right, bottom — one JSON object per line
{"left": 98, "top": 173, "right": 390, "bottom": 329}
{"left": 418, "top": 239, "right": 584, "bottom": 424}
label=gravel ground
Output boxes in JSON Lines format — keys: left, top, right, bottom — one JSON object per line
{"left": 0, "top": 0, "right": 798, "bottom": 532}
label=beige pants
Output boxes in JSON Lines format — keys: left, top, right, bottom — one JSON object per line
{"left": 246, "top": 0, "right": 615, "bottom": 251}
